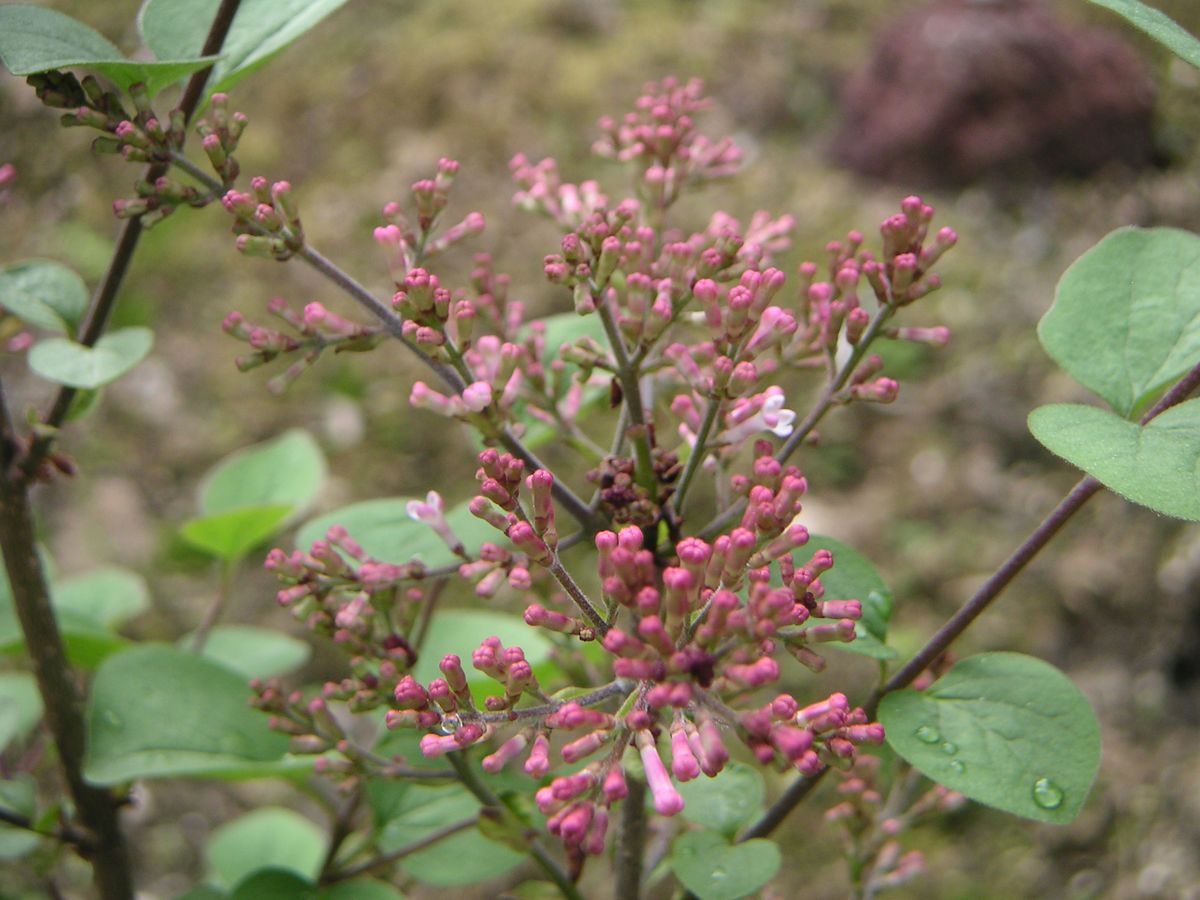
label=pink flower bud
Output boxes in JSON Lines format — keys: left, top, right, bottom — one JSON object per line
{"left": 637, "top": 731, "right": 685, "bottom": 816}
{"left": 524, "top": 732, "right": 551, "bottom": 777}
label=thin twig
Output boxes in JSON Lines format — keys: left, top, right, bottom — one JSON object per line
{"left": 323, "top": 815, "right": 477, "bottom": 882}
{"left": 671, "top": 395, "right": 720, "bottom": 515}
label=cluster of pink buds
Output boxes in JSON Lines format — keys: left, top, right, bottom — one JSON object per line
{"left": 222, "top": 176, "right": 304, "bottom": 259}
{"left": 266, "top": 524, "right": 427, "bottom": 664}
{"left": 30, "top": 73, "right": 232, "bottom": 226}
{"left": 593, "top": 76, "right": 743, "bottom": 210}
{"left": 372, "top": 158, "right": 485, "bottom": 280}
{"left": 222, "top": 297, "right": 381, "bottom": 393}
{"left": 825, "top": 756, "right": 965, "bottom": 894}
{"left": 467, "top": 451, "right": 563, "bottom": 565}
{"left": 242, "top": 77, "right": 969, "bottom": 885}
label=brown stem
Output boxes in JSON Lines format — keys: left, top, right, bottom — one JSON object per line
{"left": 614, "top": 775, "right": 647, "bottom": 900}
{"left": 0, "top": 382, "right": 133, "bottom": 898}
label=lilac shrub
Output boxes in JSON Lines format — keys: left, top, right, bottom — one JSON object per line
{"left": 223, "top": 77, "right": 956, "bottom": 887}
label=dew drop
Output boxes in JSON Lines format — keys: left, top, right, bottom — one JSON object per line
{"left": 914, "top": 725, "right": 941, "bottom": 744}
{"left": 949, "top": 759, "right": 966, "bottom": 775}
{"left": 940, "top": 741, "right": 958, "bottom": 755}
{"left": 102, "top": 710, "right": 123, "bottom": 729}
{"left": 1032, "top": 777, "right": 1064, "bottom": 810}
{"left": 711, "top": 867, "right": 727, "bottom": 881}
{"left": 437, "top": 713, "right": 462, "bottom": 735}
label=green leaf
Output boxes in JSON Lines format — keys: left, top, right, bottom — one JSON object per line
{"left": 675, "top": 763, "right": 765, "bottom": 839}
{"left": 28, "top": 326, "right": 153, "bottom": 389}
{"left": 0, "top": 565, "right": 147, "bottom": 668}
{"left": 1085, "top": 0, "right": 1200, "bottom": 69}
{"left": 878, "top": 652, "right": 1101, "bottom": 825}
{"left": 53, "top": 567, "right": 150, "bottom": 630}
{"left": 0, "top": 5, "right": 216, "bottom": 96}
{"left": 412, "top": 609, "right": 554, "bottom": 690}
{"left": 0, "top": 775, "right": 41, "bottom": 861}
{"left": 671, "top": 830, "right": 781, "bottom": 900}
{"left": 296, "top": 497, "right": 498, "bottom": 566}
{"left": 804, "top": 535, "right": 896, "bottom": 659}
{"left": 200, "top": 429, "right": 326, "bottom": 516}
{"left": 534, "top": 310, "right": 609, "bottom": 365}
{"left": 1029, "top": 400, "right": 1200, "bottom": 521}
{"left": 377, "top": 784, "right": 524, "bottom": 887}
{"left": 180, "top": 504, "right": 294, "bottom": 561}
{"left": 319, "top": 880, "right": 405, "bottom": 900}
{"left": 0, "top": 673, "right": 43, "bottom": 751}
{"left": 229, "top": 870, "right": 315, "bottom": 900}
{"left": 207, "top": 808, "right": 325, "bottom": 890}
{"left": 190, "top": 625, "right": 310, "bottom": 679}
{"left": 1039, "top": 227, "right": 1200, "bottom": 418}
{"left": 176, "top": 886, "right": 227, "bottom": 900}
{"left": 0, "top": 260, "right": 89, "bottom": 335}
{"left": 139, "top": 0, "right": 351, "bottom": 97}
{"left": 84, "top": 644, "right": 289, "bottom": 783}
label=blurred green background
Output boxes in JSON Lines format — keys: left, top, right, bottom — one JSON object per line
{"left": 3, "top": 0, "right": 1200, "bottom": 896}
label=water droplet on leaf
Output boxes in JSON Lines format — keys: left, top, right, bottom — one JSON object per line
{"left": 1032, "top": 777, "right": 1064, "bottom": 809}
{"left": 711, "top": 867, "right": 727, "bottom": 881}
{"left": 437, "top": 713, "right": 462, "bottom": 735}
{"left": 949, "top": 759, "right": 966, "bottom": 774}
{"left": 914, "top": 725, "right": 941, "bottom": 743}
{"left": 940, "top": 741, "right": 958, "bottom": 755}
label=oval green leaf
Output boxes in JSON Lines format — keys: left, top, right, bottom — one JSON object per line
{"left": 28, "top": 326, "right": 153, "bottom": 389}
{"left": 84, "top": 644, "right": 289, "bottom": 783}
{"left": 296, "top": 497, "right": 499, "bottom": 566}
{"left": 675, "top": 763, "right": 766, "bottom": 839}
{"left": 1039, "top": 227, "right": 1200, "bottom": 418}
{"left": 139, "top": 0, "right": 351, "bottom": 98}
{"left": 804, "top": 535, "right": 896, "bottom": 660}
{"left": 0, "top": 673, "right": 43, "bottom": 751}
{"left": 1029, "top": 400, "right": 1200, "bottom": 521}
{"left": 207, "top": 808, "right": 325, "bottom": 889}
{"left": 0, "top": 775, "right": 40, "bottom": 861}
{"left": 181, "top": 504, "right": 294, "bottom": 562}
{"left": 376, "top": 783, "right": 523, "bottom": 887}
{"left": 199, "top": 429, "right": 326, "bottom": 516}
{"left": 0, "top": 259, "right": 89, "bottom": 335}
{"left": 189, "top": 625, "right": 310, "bottom": 680}
{"left": 53, "top": 566, "right": 150, "bottom": 630}
{"left": 0, "top": 5, "right": 216, "bottom": 96}
{"left": 0, "top": 564, "right": 145, "bottom": 668}
{"left": 228, "top": 870, "right": 315, "bottom": 900}
{"left": 878, "top": 652, "right": 1100, "bottom": 824}
{"left": 1086, "top": 0, "right": 1200, "bottom": 69}
{"left": 671, "top": 830, "right": 781, "bottom": 900}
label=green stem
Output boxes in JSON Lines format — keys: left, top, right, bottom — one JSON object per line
{"left": 615, "top": 776, "right": 647, "bottom": 899}
{"left": 596, "top": 301, "right": 655, "bottom": 497}
{"left": 671, "top": 395, "right": 721, "bottom": 514}
{"left": 446, "top": 753, "right": 583, "bottom": 900}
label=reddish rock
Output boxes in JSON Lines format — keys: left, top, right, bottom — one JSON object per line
{"left": 832, "top": 0, "right": 1158, "bottom": 184}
